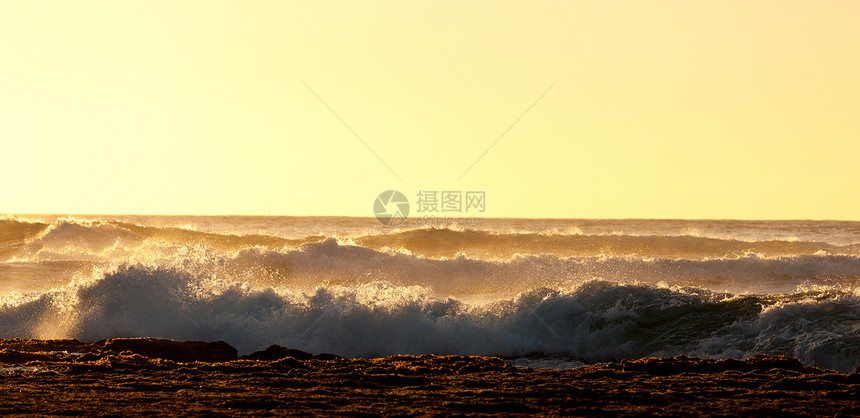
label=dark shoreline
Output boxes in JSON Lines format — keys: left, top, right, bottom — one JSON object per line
{"left": 1, "top": 338, "right": 858, "bottom": 416}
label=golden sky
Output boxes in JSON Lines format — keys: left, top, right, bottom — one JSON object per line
{"left": 1, "top": 1, "right": 858, "bottom": 219}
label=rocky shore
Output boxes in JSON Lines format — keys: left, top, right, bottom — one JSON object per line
{"left": 1, "top": 338, "right": 858, "bottom": 416}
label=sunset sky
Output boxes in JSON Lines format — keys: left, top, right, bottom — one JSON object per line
{"left": 1, "top": 1, "right": 858, "bottom": 219}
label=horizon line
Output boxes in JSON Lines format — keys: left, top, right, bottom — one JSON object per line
{"left": 3, "top": 213, "right": 860, "bottom": 223}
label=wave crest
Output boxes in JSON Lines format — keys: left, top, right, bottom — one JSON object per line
{"left": 2, "top": 264, "right": 858, "bottom": 372}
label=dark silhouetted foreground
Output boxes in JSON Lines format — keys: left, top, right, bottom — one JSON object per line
{"left": 1, "top": 338, "right": 858, "bottom": 416}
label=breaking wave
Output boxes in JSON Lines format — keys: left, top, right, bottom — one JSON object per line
{"left": 1, "top": 264, "right": 857, "bottom": 372}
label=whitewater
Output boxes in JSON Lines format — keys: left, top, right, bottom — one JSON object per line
{"left": 1, "top": 216, "right": 859, "bottom": 373}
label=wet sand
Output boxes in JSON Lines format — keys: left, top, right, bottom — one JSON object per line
{"left": 1, "top": 338, "right": 858, "bottom": 416}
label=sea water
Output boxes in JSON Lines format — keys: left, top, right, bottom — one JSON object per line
{"left": 1, "top": 216, "right": 858, "bottom": 372}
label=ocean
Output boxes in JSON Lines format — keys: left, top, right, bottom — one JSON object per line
{"left": 1, "top": 216, "right": 859, "bottom": 373}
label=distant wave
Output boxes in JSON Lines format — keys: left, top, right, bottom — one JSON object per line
{"left": 216, "top": 239, "right": 860, "bottom": 295}
{"left": 1, "top": 264, "right": 857, "bottom": 372}
{"left": 2, "top": 218, "right": 858, "bottom": 263}
{"left": 3, "top": 218, "right": 860, "bottom": 295}
{"left": 0, "top": 219, "right": 323, "bottom": 262}
{"left": 353, "top": 227, "right": 857, "bottom": 259}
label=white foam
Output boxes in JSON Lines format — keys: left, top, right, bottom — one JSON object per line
{"left": 1, "top": 264, "right": 857, "bottom": 372}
